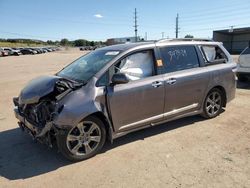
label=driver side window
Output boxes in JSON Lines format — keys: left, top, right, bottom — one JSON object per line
{"left": 114, "top": 50, "right": 154, "bottom": 81}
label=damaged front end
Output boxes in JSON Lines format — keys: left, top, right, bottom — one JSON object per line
{"left": 13, "top": 75, "right": 83, "bottom": 146}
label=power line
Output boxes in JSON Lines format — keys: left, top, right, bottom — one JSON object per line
{"left": 181, "top": 23, "right": 250, "bottom": 33}
{"left": 180, "top": 13, "right": 250, "bottom": 30}
{"left": 180, "top": 0, "right": 250, "bottom": 16}
{"left": 0, "top": 30, "right": 61, "bottom": 40}
{"left": 180, "top": 8, "right": 250, "bottom": 23}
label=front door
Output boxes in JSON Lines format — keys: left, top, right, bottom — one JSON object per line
{"left": 107, "top": 50, "right": 165, "bottom": 132}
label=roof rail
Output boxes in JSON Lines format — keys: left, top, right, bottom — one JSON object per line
{"left": 157, "top": 38, "right": 214, "bottom": 43}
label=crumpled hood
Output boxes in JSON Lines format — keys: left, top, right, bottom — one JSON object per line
{"left": 19, "top": 75, "right": 61, "bottom": 105}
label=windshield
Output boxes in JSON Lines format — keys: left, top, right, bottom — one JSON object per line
{"left": 57, "top": 49, "right": 120, "bottom": 82}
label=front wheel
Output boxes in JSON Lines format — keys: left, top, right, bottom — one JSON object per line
{"left": 202, "top": 88, "right": 223, "bottom": 119}
{"left": 57, "top": 116, "right": 106, "bottom": 162}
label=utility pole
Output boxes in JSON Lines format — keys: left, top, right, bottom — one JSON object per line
{"left": 229, "top": 26, "right": 234, "bottom": 53}
{"left": 145, "top": 32, "right": 147, "bottom": 41}
{"left": 229, "top": 25, "right": 234, "bottom": 33}
{"left": 175, "top": 13, "right": 179, "bottom": 38}
{"left": 161, "top": 32, "right": 165, "bottom": 39}
{"left": 134, "top": 8, "right": 138, "bottom": 42}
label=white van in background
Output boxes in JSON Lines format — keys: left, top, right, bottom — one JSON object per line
{"left": 237, "top": 46, "right": 250, "bottom": 82}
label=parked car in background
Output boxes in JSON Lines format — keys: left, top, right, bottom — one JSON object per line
{"left": 80, "top": 46, "right": 96, "bottom": 51}
{"left": 13, "top": 39, "right": 236, "bottom": 161}
{"left": 32, "top": 48, "right": 43, "bottom": 54}
{"left": 40, "top": 48, "right": 47, "bottom": 53}
{"left": 46, "top": 48, "right": 53, "bottom": 52}
{"left": 41, "top": 48, "right": 48, "bottom": 53}
{"left": 79, "top": 46, "right": 85, "bottom": 51}
{"left": 237, "top": 46, "right": 250, "bottom": 82}
{"left": 20, "top": 48, "right": 37, "bottom": 55}
{"left": 3, "top": 47, "right": 22, "bottom": 56}
{"left": 0, "top": 48, "right": 8, "bottom": 56}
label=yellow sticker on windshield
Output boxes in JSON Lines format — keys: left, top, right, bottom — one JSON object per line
{"left": 157, "top": 59, "right": 163, "bottom": 67}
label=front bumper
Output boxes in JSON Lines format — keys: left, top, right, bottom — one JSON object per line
{"left": 237, "top": 66, "right": 250, "bottom": 74}
{"left": 14, "top": 107, "right": 39, "bottom": 138}
{"left": 14, "top": 106, "right": 53, "bottom": 139}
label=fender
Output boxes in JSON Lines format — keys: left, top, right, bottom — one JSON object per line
{"left": 53, "top": 78, "right": 114, "bottom": 141}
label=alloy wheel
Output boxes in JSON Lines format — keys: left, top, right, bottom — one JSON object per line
{"left": 66, "top": 121, "right": 102, "bottom": 156}
{"left": 205, "top": 91, "right": 222, "bottom": 117}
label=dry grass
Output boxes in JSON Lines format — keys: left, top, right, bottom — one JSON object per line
{"left": 0, "top": 41, "right": 48, "bottom": 47}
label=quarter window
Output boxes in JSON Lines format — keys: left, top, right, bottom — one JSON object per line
{"left": 96, "top": 71, "right": 109, "bottom": 87}
{"left": 159, "top": 45, "right": 199, "bottom": 73}
{"left": 201, "top": 45, "right": 227, "bottom": 64}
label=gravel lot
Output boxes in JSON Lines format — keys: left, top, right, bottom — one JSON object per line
{"left": 0, "top": 49, "right": 249, "bottom": 188}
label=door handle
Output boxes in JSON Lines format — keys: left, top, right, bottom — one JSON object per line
{"left": 166, "top": 78, "right": 177, "bottom": 85}
{"left": 152, "top": 81, "right": 163, "bottom": 88}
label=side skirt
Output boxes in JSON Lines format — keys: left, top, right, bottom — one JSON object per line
{"left": 111, "top": 109, "right": 202, "bottom": 140}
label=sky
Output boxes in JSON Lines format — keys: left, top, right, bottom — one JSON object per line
{"left": 1, "top": 0, "right": 250, "bottom": 41}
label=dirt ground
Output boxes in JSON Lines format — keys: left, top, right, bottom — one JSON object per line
{"left": 0, "top": 49, "right": 249, "bottom": 188}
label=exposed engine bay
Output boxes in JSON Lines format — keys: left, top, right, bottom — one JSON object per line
{"left": 13, "top": 75, "right": 84, "bottom": 145}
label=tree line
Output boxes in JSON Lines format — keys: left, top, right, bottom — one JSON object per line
{"left": 0, "top": 38, "right": 105, "bottom": 47}
{"left": 0, "top": 35, "right": 194, "bottom": 47}
{"left": 58, "top": 39, "right": 104, "bottom": 47}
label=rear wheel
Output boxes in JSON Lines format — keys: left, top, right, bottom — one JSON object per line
{"left": 57, "top": 116, "right": 106, "bottom": 162}
{"left": 202, "top": 88, "right": 223, "bottom": 119}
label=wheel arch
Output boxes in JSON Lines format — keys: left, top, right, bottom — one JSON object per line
{"left": 85, "top": 111, "right": 114, "bottom": 143}
{"left": 207, "top": 85, "right": 227, "bottom": 107}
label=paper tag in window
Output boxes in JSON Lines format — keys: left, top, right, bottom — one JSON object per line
{"left": 157, "top": 59, "right": 163, "bottom": 67}
{"left": 105, "top": 51, "right": 120, "bottom": 56}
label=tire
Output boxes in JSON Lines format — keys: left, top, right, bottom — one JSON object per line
{"left": 202, "top": 88, "right": 223, "bottom": 119}
{"left": 238, "top": 74, "right": 248, "bottom": 82}
{"left": 57, "top": 116, "right": 106, "bottom": 162}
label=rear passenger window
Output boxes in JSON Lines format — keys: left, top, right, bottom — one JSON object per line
{"left": 159, "top": 45, "right": 199, "bottom": 73}
{"left": 201, "top": 46, "right": 227, "bottom": 64}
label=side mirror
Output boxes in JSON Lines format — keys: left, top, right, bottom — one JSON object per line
{"left": 111, "top": 73, "right": 129, "bottom": 85}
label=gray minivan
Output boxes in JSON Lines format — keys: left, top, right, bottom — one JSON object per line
{"left": 13, "top": 39, "right": 237, "bottom": 161}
